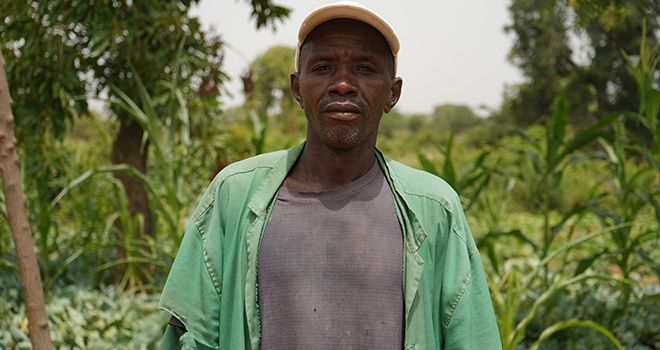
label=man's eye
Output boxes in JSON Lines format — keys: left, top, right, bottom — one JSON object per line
{"left": 357, "top": 65, "right": 376, "bottom": 73}
{"left": 312, "top": 65, "right": 331, "bottom": 72}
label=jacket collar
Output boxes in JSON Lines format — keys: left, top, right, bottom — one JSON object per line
{"left": 247, "top": 142, "right": 305, "bottom": 216}
{"left": 375, "top": 148, "right": 427, "bottom": 253}
{"left": 246, "top": 141, "right": 426, "bottom": 251}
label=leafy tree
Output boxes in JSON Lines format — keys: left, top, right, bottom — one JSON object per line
{"left": 505, "top": 0, "right": 575, "bottom": 126}
{"left": 573, "top": 1, "right": 658, "bottom": 115}
{"left": 431, "top": 104, "right": 481, "bottom": 133}
{"left": 505, "top": 0, "right": 658, "bottom": 126}
{"left": 407, "top": 113, "right": 429, "bottom": 134}
{"left": 0, "top": 1, "right": 290, "bottom": 264}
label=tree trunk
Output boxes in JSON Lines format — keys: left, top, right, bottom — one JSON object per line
{"left": 0, "top": 51, "right": 53, "bottom": 350}
{"left": 110, "top": 119, "right": 152, "bottom": 269}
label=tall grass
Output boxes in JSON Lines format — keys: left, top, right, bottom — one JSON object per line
{"left": 417, "top": 31, "right": 659, "bottom": 348}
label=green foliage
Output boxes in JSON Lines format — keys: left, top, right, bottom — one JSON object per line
{"left": 244, "top": 0, "right": 291, "bottom": 30}
{"left": 418, "top": 132, "right": 491, "bottom": 211}
{"left": 0, "top": 0, "right": 226, "bottom": 137}
{"left": 1, "top": 276, "right": 165, "bottom": 349}
{"left": 0, "top": 0, "right": 229, "bottom": 284}
{"left": 470, "top": 99, "right": 622, "bottom": 348}
{"left": 377, "top": 104, "right": 485, "bottom": 166}
{"left": 623, "top": 21, "right": 660, "bottom": 158}
{"left": 0, "top": 0, "right": 293, "bottom": 286}
{"left": 528, "top": 319, "right": 623, "bottom": 350}
{"left": 51, "top": 67, "right": 219, "bottom": 290}
{"left": 590, "top": 28, "right": 660, "bottom": 327}
{"left": 242, "top": 45, "right": 305, "bottom": 153}
{"left": 415, "top": 44, "right": 658, "bottom": 348}
{"left": 505, "top": 0, "right": 574, "bottom": 126}
{"left": 505, "top": 0, "right": 659, "bottom": 126}
{"left": 430, "top": 104, "right": 481, "bottom": 134}
{"left": 0, "top": 3, "right": 658, "bottom": 349}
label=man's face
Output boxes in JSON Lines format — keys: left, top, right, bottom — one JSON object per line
{"left": 291, "top": 19, "right": 402, "bottom": 150}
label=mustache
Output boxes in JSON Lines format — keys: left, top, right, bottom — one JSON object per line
{"left": 318, "top": 96, "right": 368, "bottom": 113}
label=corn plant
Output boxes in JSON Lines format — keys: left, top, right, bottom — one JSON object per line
{"left": 589, "top": 26, "right": 660, "bottom": 327}
{"left": 476, "top": 97, "right": 631, "bottom": 348}
{"left": 512, "top": 98, "right": 619, "bottom": 258}
{"left": 486, "top": 223, "right": 629, "bottom": 350}
{"left": 417, "top": 132, "right": 492, "bottom": 211}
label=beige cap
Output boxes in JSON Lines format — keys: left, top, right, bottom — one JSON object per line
{"left": 294, "top": 1, "right": 399, "bottom": 73}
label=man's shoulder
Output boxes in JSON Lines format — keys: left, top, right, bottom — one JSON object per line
{"left": 192, "top": 149, "right": 288, "bottom": 221}
{"left": 384, "top": 157, "right": 461, "bottom": 213}
{"left": 214, "top": 149, "right": 288, "bottom": 182}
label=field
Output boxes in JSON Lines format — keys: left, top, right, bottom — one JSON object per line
{"left": 0, "top": 1, "right": 658, "bottom": 349}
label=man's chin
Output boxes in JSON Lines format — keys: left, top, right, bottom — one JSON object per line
{"left": 318, "top": 128, "right": 362, "bottom": 150}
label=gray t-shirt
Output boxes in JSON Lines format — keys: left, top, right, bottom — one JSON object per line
{"left": 257, "top": 161, "right": 404, "bottom": 350}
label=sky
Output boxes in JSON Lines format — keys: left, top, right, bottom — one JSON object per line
{"left": 191, "top": 0, "right": 524, "bottom": 115}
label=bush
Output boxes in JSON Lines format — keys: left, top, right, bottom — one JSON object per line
{"left": 1, "top": 275, "right": 166, "bottom": 349}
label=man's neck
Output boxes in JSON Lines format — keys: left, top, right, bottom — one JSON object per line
{"left": 284, "top": 137, "right": 377, "bottom": 193}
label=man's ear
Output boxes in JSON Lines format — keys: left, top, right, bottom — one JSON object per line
{"left": 291, "top": 72, "right": 303, "bottom": 107}
{"left": 384, "top": 77, "right": 403, "bottom": 113}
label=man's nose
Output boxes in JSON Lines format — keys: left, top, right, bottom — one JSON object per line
{"left": 328, "top": 67, "right": 358, "bottom": 96}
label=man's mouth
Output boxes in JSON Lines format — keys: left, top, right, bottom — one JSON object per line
{"left": 323, "top": 102, "right": 362, "bottom": 120}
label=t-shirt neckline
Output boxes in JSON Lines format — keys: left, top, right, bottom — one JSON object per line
{"left": 278, "top": 161, "right": 381, "bottom": 202}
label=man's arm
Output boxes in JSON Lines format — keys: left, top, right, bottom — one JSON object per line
{"left": 441, "top": 196, "right": 501, "bottom": 350}
{"left": 158, "top": 218, "right": 222, "bottom": 349}
{"left": 443, "top": 250, "right": 501, "bottom": 349}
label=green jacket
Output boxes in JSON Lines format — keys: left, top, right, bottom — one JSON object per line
{"left": 159, "top": 144, "right": 501, "bottom": 350}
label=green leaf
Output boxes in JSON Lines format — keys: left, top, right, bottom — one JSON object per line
{"left": 441, "top": 132, "right": 456, "bottom": 187}
{"left": 552, "top": 97, "right": 568, "bottom": 143}
{"left": 574, "top": 249, "right": 608, "bottom": 276}
{"left": 528, "top": 319, "right": 623, "bottom": 350}
{"left": 557, "top": 111, "right": 621, "bottom": 164}
{"left": 548, "top": 97, "right": 568, "bottom": 163}
{"left": 645, "top": 87, "right": 660, "bottom": 122}
{"left": 633, "top": 247, "right": 660, "bottom": 278}
{"left": 49, "top": 164, "right": 178, "bottom": 234}
{"left": 513, "top": 273, "right": 630, "bottom": 345}
{"left": 482, "top": 240, "right": 500, "bottom": 276}
{"left": 597, "top": 138, "right": 618, "bottom": 164}
{"left": 89, "top": 33, "right": 109, "bottom": 58}
{"left": 417, "top": 152, "right": 439, "bottom": 177}
{"left": 477, "top": 229, "right": 539, "bottom": 252}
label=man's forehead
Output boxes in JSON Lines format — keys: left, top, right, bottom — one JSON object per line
{"left": 304, "top": 19, "right": 390, "bottom": 50}
{"left": 297, "top": 19, "right": 395, "bottom": 76}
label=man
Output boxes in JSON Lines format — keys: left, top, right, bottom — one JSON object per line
{"left": 159, "top": 2, "right": 501, "bottom": 349}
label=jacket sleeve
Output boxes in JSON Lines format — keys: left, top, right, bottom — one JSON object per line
{"left": 159, "top": 219, "right": 222, "bottom": 350}
{"left": 442, "top": 202, "right": 501, "bottom": 350}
